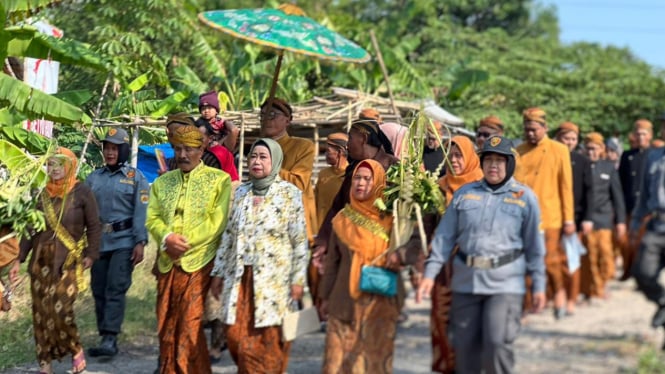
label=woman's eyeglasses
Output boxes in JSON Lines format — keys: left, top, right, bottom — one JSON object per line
{"left": 476, "top": 131, "right": 493, "bottom": 139}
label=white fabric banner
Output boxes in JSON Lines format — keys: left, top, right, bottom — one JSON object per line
{"left": 23, "top": 20, "right": 64, "bottom": 139}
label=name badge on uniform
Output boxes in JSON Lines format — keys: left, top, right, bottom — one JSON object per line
{"left": 119, "top": 178, "right": 135, "bottom": 185}
{"left": 600, "top": 173, "right": 610, "bottom": 180}
{"left": 503, "top": 197, "right": 526, "bottom": 207}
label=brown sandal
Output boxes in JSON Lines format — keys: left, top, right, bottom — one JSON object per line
{"left": 38, "top": 361, "right": 53, "bottom": 374}
{"left": 72, "top": 350, "right": 87, "bottom": 374}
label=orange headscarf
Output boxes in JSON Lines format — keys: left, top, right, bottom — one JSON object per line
{"left": 332, "top": 159, "right": 393, "bottom": 299}
{"left": 45, "top": 147, "right": 79, "bottom": 199}
{"left": 438, "top": 136, "right": 483, "bottom": 205}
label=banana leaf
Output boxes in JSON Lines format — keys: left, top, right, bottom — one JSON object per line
{"left": 0, "top": 125, "right": 51, "bottom": 155}
{"left": 5, "top": 25, "right": 108, "bottom": 71}
{"left": 5, "top": 0, "right": 63, "bottom": 22}
{"left": 0, "top": 74, "right": 92, "bottom": 125}
{"left": 53, "top": 90, "right": 95, "bottom": 107}
{"left": 0, "top": 139, "right": 47, "bottom": 188}
{"left": 0, "top": 139, "right": 50, "bottom": 238}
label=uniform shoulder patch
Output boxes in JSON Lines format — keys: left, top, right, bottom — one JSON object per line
{"left": 127, "top": 170, "right": 135, "bottom": 178}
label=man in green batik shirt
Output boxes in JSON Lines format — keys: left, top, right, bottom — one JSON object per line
{"left": 146, "top": 115, "right": 231, "bottom": 374}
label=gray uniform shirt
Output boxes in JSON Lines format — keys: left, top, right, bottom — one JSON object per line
{"left": 424, "top": 178, "right": 546, "bottom": 295}
{"left": 631, "top": 147, "right": 665, "bottom": 233}
{"left": 85, "top": 165, "right": 150, "bottom": 252}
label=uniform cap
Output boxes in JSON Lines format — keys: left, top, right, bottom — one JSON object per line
{"left": 480, "top": 135, "right": 515, "bottom": 157}
{"left": 103, "top": 128, "right": 130, "bottom": 145}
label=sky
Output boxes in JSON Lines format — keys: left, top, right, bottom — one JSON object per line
{"left": 544, "top": 0, "right": 665, "bottom": 68}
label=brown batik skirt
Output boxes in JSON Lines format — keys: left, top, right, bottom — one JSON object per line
{"left": 29, "top": 241, "right": 82, "bottom": 364}
{"left": 322, "top": 293, "right": 400, "bottom": 374}
{"left": 156, "top": 262, "right": 213, "bottom": 374}
{"left": 225, "top": 266, "right": 292, "bottom": 374}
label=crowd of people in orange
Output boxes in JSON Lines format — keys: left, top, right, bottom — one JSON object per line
{"left": 2, "top": 92, "right": 665, "bottom": 374}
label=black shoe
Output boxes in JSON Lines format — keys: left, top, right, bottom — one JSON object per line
{"left": 553, "top": 308, "right": 566, "bottom": 320}
{"left": 652, "top": 305, "right": 665, "bottom": 328}
{"left": 88, "top": 334, "right": 118, "bottom": 357}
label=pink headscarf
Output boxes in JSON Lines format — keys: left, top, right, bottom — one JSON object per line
{"left": 380, "top": 122, "right": 407, "bottom": 159}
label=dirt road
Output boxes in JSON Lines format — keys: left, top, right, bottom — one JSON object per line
{"left": 4, "top": 278, "right": 662, "bottom": 373}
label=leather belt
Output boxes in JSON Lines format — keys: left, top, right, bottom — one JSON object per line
{"left": 457, "top": 250, "right": 522, "bottom": 270}
{"left": 101, "top": 218, "right": 133, "bottom": 233}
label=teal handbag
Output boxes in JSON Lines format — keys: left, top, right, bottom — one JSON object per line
{"left": 359, "top": 265, "right": 398, "bottom": 297}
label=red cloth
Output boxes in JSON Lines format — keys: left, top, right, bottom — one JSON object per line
{"left": 208, "top": 145, "right": 239, "bottom": 181}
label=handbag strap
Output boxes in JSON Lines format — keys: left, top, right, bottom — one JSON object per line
{"left": 367, "top": 248, "right": 393, "bottom": 267}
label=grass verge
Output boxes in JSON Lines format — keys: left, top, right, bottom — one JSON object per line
{"left": 0, "top": 245, "right": 158, "bottom": 370}
{"left": 637, "top": 347, "right": 665, "bottom": 373}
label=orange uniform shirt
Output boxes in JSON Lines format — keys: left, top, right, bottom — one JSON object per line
{"left": 277, "top": 134, "right": 318, "bottom": 244}
{"left": 515, "top": 136, "right": 574, "bottom": 229}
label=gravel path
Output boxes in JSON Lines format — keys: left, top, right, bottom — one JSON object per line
{"left": 4, "top": 278, "right": 662, "bottom": 374}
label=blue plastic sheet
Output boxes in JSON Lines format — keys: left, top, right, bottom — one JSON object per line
{"left": 136, "top": 143, "right": 173, "bottom": 184}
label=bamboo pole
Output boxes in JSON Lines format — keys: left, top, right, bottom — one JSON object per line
{"left": 77, "top": 75, "right": 111, "bottom": 173}
{"left": 130, "top": 124, "right": 139, "bottom": 168}
{"left": 370, "top": 30, "right": 399, "bottom": 116}
{"left": 238, "top": 112, "right": 246, "bottom": 180}
{"left": 313, "top": 125, "right": 320, "bottom": 166}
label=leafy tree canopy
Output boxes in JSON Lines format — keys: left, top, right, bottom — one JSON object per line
{"left": 2, "top": 0, "right": 663, "bottom": 152}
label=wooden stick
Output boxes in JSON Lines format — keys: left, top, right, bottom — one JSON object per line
{"left": 130, "top": 124, "right": 139, "bottom": 168}
{"left": 370, "top": 30, "right": 399, "bottom": 116}
{"left": 267, "top": 52, "right": 284, "bottom": 104}
{"left": 238, "top": 112, "right": 246, "bottom": 180}
{"left": 77, "top": 74, "right": 111, "bottom": 174}
{"left": 313, "top": 125, "right": 320, "bottom": 168}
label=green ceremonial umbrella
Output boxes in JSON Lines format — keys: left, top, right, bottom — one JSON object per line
{"left": 198, "top": 4, "right": 371, "bottom": 101}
